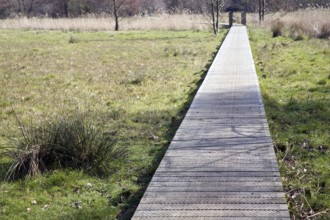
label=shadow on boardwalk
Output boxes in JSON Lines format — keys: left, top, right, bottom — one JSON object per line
{"left": 116, "top": 42, "right": 225, "bottom": 220}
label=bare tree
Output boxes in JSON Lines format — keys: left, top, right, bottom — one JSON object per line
{"left": 164, "top": 0, "right": 179, "bottom": 12}
{"left": 110, "top": 0, "right": 126, "bottom": 31}
{"left": 0, "top": 0, "right": 11, "bottom": 18}
{"left": 63, "top": 0, "right": 69, "bottom": 17}
{"left": 10, "top": 0, "right": 37, "bottom": 16}
{"left": 211, "top": 0, "right": 225, "bottom": 35}
{"left": 26, "top": 0, "right": 35, "bottom": 15}
{"left": 139, "top": 0, "right": 157, "bottom": 15}
{"left": 200, "top": 0, "right": 225, "bottom": 35}
{"left": 258, "top": 0, "right": 265, "bottom": 22}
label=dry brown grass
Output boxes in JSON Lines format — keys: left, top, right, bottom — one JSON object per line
{"left": 1, "top": 10, "right": 328, "bottom": 39}
{"left": 0, "top": 13, "right": 209, "bottom": 31}
{"left": 259, "top": 9, "right": 330, "bottom": 39}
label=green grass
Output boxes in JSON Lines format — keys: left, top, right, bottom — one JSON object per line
{"left": 249, "top": 27, "right": 330, "bottom": 219}
{"left": 0, "top": 29, "right": 226, "bottom": 219}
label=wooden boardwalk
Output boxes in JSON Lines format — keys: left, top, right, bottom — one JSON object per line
{"left": 132, "top": 26, "right": 290, "bottom": 219}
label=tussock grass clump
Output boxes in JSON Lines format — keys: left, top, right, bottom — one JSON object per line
{"left": 68, "top": 35, "right": 79, "bottom": 44}
{"left": 5, "top": 115, "right": 126, "bottom": 180}
{"left": 271, "top": 21, "right": 284, "bottom": 37}
{"left": 318, "top": 23, "right": 330, "bottom": 39}
{"left": 288, "top": 22, "right": 305, "bottom": 41}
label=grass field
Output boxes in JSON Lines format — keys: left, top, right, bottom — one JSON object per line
{"left": 0, "top": 29, "right": 226, "bottom": 219}
{"left": 250, "top": 27, "right": 330, "bottom": 219}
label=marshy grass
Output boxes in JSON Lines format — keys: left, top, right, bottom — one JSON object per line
{"left": 250, "top": 27, "right": 330, "bottom": 220}
{"left": 0, "top": 29, "right": 226, "bottom": 219}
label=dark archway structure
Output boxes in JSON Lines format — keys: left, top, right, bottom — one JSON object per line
{"left": 225, "top": 2, "right": 247, "bottom": 27}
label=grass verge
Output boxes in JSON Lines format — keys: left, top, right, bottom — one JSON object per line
{"left": 0, "top": 29, "right": 226, "bottom": 219}
{"left": 249, "top": 27, "right": 330, "bottom": 219}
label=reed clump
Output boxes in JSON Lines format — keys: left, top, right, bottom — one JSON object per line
{"left": 264, "top": 9, "right": 330, "bottom": 40}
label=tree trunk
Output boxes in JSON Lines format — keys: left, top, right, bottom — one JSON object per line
{"left": 27, "top": 0, "right": 35, "bottom": 17}
{"left": 63, "top": 0, "right": 69, "bottom": 17}
{"left": 258, "top": 0, "right": 261, "bottom": 22}
{"left": 211, "top": 0, "right": 217, "bottom": 35}
{"left": 113, "top": 0, "right": 119, "bottom": 31}
{"left": 17, "top": 0, "right": 22, "bottom": 13}
{"left": 215, "top": 0, "right": 219, "bottom": 35}
{"left": 210, "top": 0, "right": 221, "bottom": 35}
{"left": 114, "top": 14, "right": 119, "bottom": 31}
{"left": 262, "top": 0, "right": 265, "bottom": 21}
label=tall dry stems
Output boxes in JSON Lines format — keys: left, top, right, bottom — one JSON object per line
{"left": 259, "top": 9, "right": 330, "bottom": 39}
{"left": 0, "top": 13, "right": 209, "bottom": 31}
{"left": 1, "top": 10, "right": 329, "bottom": 39}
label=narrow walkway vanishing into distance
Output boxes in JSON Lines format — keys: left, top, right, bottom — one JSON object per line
{"left": 132, "top": 26, "right": 290, "bottom": 219}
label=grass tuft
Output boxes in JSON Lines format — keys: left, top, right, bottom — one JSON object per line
{"left": 318, "top": 23, "right": 330, "bottom": 39}
{"left": 68, "top": 35, "right": 80, "bottom": 44}
{"left": 271, "top": 21, "right": 284, "bottom": 37}
{"left": 288, "top": 22, "right": 305, "bottom": 41}
{"left": 5, "top": 115, "right": 126, "bottom": 180}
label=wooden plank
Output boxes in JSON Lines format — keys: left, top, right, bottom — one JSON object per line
{"left": 140, "top": 197, "right": 287, "bottom": 204}
{"left": 147, "top": 181, "right": 283, "bottom": 188}
{"left": 150, "top": 176, "right": 282, "bottom": 183}
{"left": 142, "top": 191, "right": 287, "bottom": 199}
{"left": 163, "top": 151, "right": 275, "bottom": 158}
{"left": 153, "top": 171, "right": 281, "bottom": 178}
{"left": 133, "top": 217, "right": 288, "bottom": 220}
{"left": 155, "top": 168, "right": 279, "bottom": 172}
{"left": 134, "top": 210, "right": 290, "bottom": 218}
{"left": 144, "top": 186, "right": 284, "bottom": 192}
{"left": 137, "top": 203, "right": 289, "bottom": 211}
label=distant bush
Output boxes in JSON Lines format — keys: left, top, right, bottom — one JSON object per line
{"left": 288, "top": 22, "right": 305, "bottom": 41}
{"left": 271, "top": 21, "right": 284, "bottom": 37}
{"left": 318, "top": 23, "right": 330, "bottom": 39}
{"left": 5, "top": 115, "right": 127, "bottom": 180}
{"left": 68, "top": 35, "right": 79, "bottom": 44}
{"left": 0, "top": 8, "right": 11, "bottom": 19}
